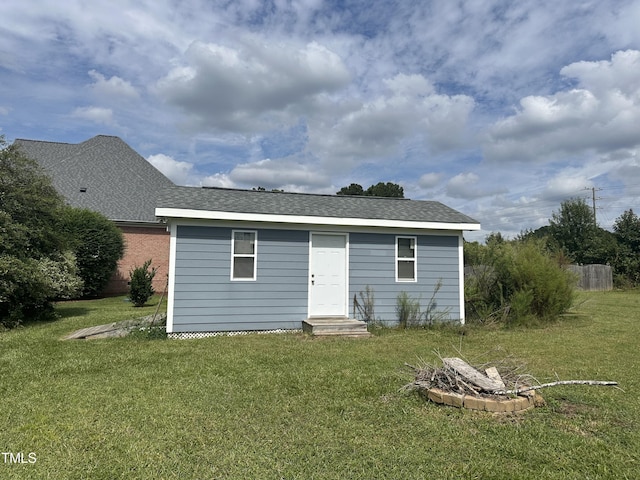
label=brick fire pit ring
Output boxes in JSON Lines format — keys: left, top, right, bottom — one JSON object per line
{"left": 426, "top": 388, "right": 544, "bottom": 413}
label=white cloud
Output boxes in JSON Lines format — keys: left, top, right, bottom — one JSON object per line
{"left": 560, "top": 49, "right": 640, "bottom": 97}
{"left": 147, "top": 153, "right": 193, "bottom": 185}
{"left": 155, "top": 38, "right": 350, "bottom": 132}
{"left": 418, "top": 172, "right": 442, "bottom": 189}
{"left": 542, "top": 174, "right": 594, "bottom": 201}
{"left": 309, "top": 73, "right": 475, "bottom": 167}
{"left": 3, "top": 0, "right": 640, "bottom": 241}
{"left": 447, "top": 172, "right": 480, "bottom": 199}
{"left": 228, "top": 158, "right": 331, "bottom": 190}
{"left": 446, "top": 172, "right": 508, "bottom": 200}
{"left": 200, "top": 173, "right": 236, "bottom": 189}
{"left": 70, "top": 106, "right": 114, "bottom": 125}
{"left": 88, "top": 70, "right": 139, "bottom": 99}
{"left": 485, "top": 50, "right": 640, "bottom": 162}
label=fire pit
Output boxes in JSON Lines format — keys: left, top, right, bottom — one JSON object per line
{"left": 405, "top": 356, "right": 616, "bottom": 413}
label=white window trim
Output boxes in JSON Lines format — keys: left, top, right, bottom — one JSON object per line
{"left": 396, "top": 235, "right": 417, "bottom": 282}
{"left": 231, "top": 230, "right": 257, "bottom": 281}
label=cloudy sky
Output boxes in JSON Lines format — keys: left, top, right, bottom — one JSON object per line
{"left": 2, "top": 0, "right": 640, "bottom": 240}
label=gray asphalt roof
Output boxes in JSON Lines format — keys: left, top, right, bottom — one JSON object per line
{"left": 157, "top": 185, "right": 480, "bottom": 226}
{"left": 15, "top": 135, "right": 174, "bottom": 223}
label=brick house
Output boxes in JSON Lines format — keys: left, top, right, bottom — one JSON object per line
{"left": 14, "top": 135, "right": 174, "bottom": 294}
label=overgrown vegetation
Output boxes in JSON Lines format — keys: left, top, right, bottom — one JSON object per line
{"left": 465, "top": 238, "right": 575, "bottom": 325}
{"left": 464, "top": 197, "right": 640, "bottom": 324}
{"left": 395, "top": 280, "right": 450, "bottom": 328}
{"left": 0, "top": 292, "right": 637, "bottom": 479}
{"left": 129, "top": 259, "right": 157, "bottom": 307}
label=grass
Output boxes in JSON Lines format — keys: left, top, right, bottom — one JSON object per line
{"left": 1, "top": 291, "right": 639, "bottom": 479}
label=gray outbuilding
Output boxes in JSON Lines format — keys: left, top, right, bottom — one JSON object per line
{"left": 155, "top": 186, "right": 480, "bottom": 335}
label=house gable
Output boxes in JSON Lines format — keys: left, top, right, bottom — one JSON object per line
{"left": 14, "top": 135, "right": 175, "bottom": 294}
{"left": 15, "top": 135, "right": 174, "bottom": 224}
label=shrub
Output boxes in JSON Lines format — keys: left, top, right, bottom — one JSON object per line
{"left": 129, "top": 259, "right": 157, "bottom": 307}
{"left": 0, "top": 251, "right": 85, "bottom": 328}
{"left": 36, "top": 251, "right": 84, "bottom": 300}
{"left": 59, "top": 207, "right": 124, "bottom": 297}
{"left": 465, "top": 239, "right": 576, "bottom": 326}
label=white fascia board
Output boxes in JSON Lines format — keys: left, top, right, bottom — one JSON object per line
{"left": 155, "top": 207, "right": 481, "bottom": 232}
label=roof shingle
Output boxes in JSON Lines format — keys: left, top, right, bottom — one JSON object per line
{"left": 157, "top": 185, "right": 480, "bottom": 226}
{"left": 14, "top": 135, "right": 174, "bottom": 223}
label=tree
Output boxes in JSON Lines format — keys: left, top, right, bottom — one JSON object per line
{"left": 1, "top": 137, "right": 82, "bottom": 327}
{"left": 336, "top": 183, "right": 365, "bottom": 196}
{"left": 612, "top": 209, "right": 640, "bottom": 285}
{"left": 1, "top": 138, "right": 68, "bottom": 258}
{"left": 614, "top": 209, "right": 640, "bottom": 252}
{"left": 548, "top": 198, "right": 598, "bottom": 264}
{"left": 337, "top": 182, "right": 404, "bottom": 197}
{"left": 59, "top": 207, "right": 124, "bottom": 297}
{"left": 365, "top": 182, "right": 404, "bottom": 198}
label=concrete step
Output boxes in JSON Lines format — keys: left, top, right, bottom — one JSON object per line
{"left": 302, "top": 317, "right": 371, "bottom": 337}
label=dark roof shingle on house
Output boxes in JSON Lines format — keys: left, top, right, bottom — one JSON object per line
{"left": 157, "top": 185, "right": 480, "bottom": 226}
{"left": 14, "top": 135, "right": 174, "bottom": 224}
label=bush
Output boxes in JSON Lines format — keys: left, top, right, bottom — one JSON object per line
{"left": 36, "top": 251, "right": 84, "bottom": 300}
{"left": 0, "top": 251, "right": 84, "bottom": 328}
{"left": 129, "top": 259, "right": 157, "bottom": 307}
{"left": 465, "top": 239, "right": 575, "bottom": 326}
{"left": 59, "top": 207, "right": 124, "bottom": 297}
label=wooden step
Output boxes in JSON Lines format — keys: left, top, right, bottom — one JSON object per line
{"left": 302, "top": 317, "right": 371, "bottom": 337}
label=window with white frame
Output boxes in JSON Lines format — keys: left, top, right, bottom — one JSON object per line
{"left": 231, "top": 230, "right": 257, "bottom": 280}
{"left": 396, "top": 236, "right": 417, "bottom": 281}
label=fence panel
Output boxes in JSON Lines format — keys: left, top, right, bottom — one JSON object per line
{"left": 568, "top": 264, "right": 613, "bottom": 291}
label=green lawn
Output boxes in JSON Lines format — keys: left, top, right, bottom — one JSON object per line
{"left": 1, "top": 292, "right": 639, "bottom": 479}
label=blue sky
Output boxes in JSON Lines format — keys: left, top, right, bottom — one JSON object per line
{"left": 2, "top": 0, "right": 640, "bottom": 240}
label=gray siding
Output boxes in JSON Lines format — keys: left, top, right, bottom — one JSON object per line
{"left": 349, "top": 233, "right": 461, "bottom": 323}
{"left": 171, "top": 225, "right": 462, "bottom": 332}
{"left": 172, "top": 226, "right": 309, "bottom": 332}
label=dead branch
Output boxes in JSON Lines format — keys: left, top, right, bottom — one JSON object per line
{"left": 491, "top": 380, "right": 619, "bottom": 396}
{"left": 404, "top": 355, "right": 619, "bottom": 398}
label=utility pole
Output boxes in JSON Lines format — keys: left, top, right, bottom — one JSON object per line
{"left": 586, "top": 187, "right": 602, "bottom": 226}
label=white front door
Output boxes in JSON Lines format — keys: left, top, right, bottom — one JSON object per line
{"left": 309, "top": 233, "right": 348, "bottom": 317}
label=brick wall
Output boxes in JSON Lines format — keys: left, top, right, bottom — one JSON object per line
{"left": 103, "top": 225, "right": 170, "bottom": 295}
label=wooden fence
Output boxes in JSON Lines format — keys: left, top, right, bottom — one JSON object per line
{"left": 567, "top": 264, "right": 613, "bottom": 291}
{"left": 465, "top": 264, "right": 613, "bottom": 292}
